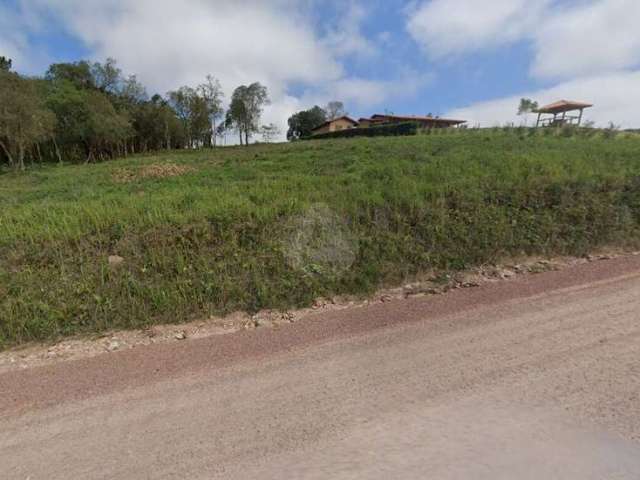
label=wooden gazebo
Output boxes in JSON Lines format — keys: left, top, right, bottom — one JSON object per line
{"left": 535, "top": 100, "right": 593, "bottom": 127}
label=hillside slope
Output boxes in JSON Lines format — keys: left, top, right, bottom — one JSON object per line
{"left": 2, "top": 130, "right": 640, "bottom": 347}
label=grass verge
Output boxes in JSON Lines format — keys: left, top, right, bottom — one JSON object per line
{"left": 1, "top": 129, "right": 640, "bottom": 348}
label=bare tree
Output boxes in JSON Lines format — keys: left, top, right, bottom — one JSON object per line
{"left": 198, "top": 75, "right": 224, "bottom": 147}
{"left": 167, "top": 87, "right": 195, "bottom": 147}
{"left": 325, "top": 101, "right": 346, "bottom": 120}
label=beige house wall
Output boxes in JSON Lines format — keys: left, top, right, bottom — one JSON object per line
{"left": 312, "top": 124, "right": 332, "bottom": 135}
{"left": 312, "top": 118, "right": 357, "bottom": 135}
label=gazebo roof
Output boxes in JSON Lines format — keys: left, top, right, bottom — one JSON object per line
{"left": 535, "top": 100, "right": 593, "bottom": 115}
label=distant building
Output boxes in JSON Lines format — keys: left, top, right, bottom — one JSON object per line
{"left": 310, "top": 116, "right": 359, "bottom": 136}
{"left": 310, "top": 113, "right": 466, "bottom": 136}
{"left": 367, "top": 114, "right": 466, "bottom": 129}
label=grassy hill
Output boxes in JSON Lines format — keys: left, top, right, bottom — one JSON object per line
{"left": 2, "top": 129, "right": 640, "bottom": 348}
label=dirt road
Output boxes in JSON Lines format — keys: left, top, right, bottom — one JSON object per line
{"left": 2, "top": 256, "right": 640, "bottom": 479}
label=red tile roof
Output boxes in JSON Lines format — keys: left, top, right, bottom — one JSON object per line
{"left": 370, "top": 114, "right": 466, "bottom": 125}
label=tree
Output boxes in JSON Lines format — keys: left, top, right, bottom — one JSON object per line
{"left": 108, "top": 74, "right": 148, "bottom": 155}
{"left": 84, "top": 91, "right": 132, "bottom": 161}
{"left": 46, "top": 61, "right": 96, "bottom": 90}
{"left": 325, "top": 101, "right": 346, "bottom": 120}
{"left": 197, "top": 75, "right": 224, "bottom": 147}
{"left": 129, "top": 94, "right": 182, "bottom": 152}
{"left": 223, "top": 109, "right": 242, "bottom": 146}
{"left": 216, "top": 119, "right": 236, "bottom": 146}
{"left": 167, "top": 86, "right": 196, "bottom": 147}
{"left": 0, "top": 57, "right": 282, "bottom": 166}
{"left": 91, "top": 58, "right": 121, "bottom": 93}
{"left": 45, "top": 79, "right": 92, "bottom": 158}
{"left": 45, "top": 78, "right": 132, "bottom": 161}
{"left": 119, "top": 75, "right": 147, "bottom": 103}
{"left": 228, "top": 83, "right": 270, "bottom": 146}
{"left": 0, "top": 57, "right": 12, "bottom": 73}
{"left": 167, "top": 86, "right": 213, "bottom": 148}
{"left": 517, "top": 98, "right": 539, "bottom": 125}
{"left": 287, "top": 106, "right": 327, "bottom": 140}
{"left": 0, "top": 72, "right": 56, "bottom": 169}
{"left": 188, "top": 93, "right": 212, "bottom": 147}
{"left": 153, "top": 94, "right": 183, "bottom": 150}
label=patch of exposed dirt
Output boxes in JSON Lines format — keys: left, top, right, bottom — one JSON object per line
{"left": 0, "top": 248, "right": 636, "bottom": 374}
{"left": 112, "top": 163, "right": 195, "bottom": 183}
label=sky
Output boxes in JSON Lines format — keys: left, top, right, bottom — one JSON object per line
{"left": 2, "top": 0, "right": 640, "bottom": 138}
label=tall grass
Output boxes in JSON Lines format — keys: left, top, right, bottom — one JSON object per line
{"left": 1, "top": 130, "right": 640, "bottom": 347}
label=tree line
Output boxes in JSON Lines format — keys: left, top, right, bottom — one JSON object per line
{"left": 0, "top": 56, "right": 275, "bottom": 170}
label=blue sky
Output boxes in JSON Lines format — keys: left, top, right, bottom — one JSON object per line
{"left": 312, "top": 1, "right": 542, "bottom": 118}
{"left": 2, "top": 0, "right": 640, "bottom": 132}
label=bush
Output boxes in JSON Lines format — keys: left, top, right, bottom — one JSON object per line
{"left": 308, "top": 122, "right": 419, "bottom": 140}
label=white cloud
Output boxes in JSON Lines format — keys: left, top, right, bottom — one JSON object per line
{"left": 0, "top": 37, "right": 22, "bottom": 69}
{"left": 25, "top": 0, "right": 341, "bottom": 94}
{"left": 408, "top": 0, "right": 640, "bottom": 81}
{"left": 322, "top": 3, "right": 378, "bottom": 59}
{"left": 447, "top": 70, "right": 640, "bottom": 128}
{"left": 260, "top": 95, "right": 304, "bottom": 141}
{"left": 325, "top": 78, "right": 390, "bottom": 107}
{"left": 0, "top": 4, "right": 37, "bottom": 72}
{"left": 407, "top": 0, "right": 550, "bottom": 58}
{"left": 297, "top": 68, "right": 435, "bottom": 112}
{"left": 532, "top": 0, "right": 640, "bottom": 79}
{"left": 408, "top": 0, "right": 640, "bottom": 127}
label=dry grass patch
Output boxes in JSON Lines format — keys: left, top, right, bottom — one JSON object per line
{"left": 113, "top": 163, "right": 195, "bottom": 183}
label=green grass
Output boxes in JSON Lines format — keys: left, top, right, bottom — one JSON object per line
{"left": 2, "top": 129, "right": 640, "bottom": 348}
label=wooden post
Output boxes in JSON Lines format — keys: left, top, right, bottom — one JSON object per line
{"left": 578, "top": 108, "right": 584, "bottom": 126}
{"left": 536, "top": 112, "right": 541, "bottom": 128}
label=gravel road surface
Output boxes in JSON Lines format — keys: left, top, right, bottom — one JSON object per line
{"left": 1, "top": 256, "right": 640, "bottom": 479}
